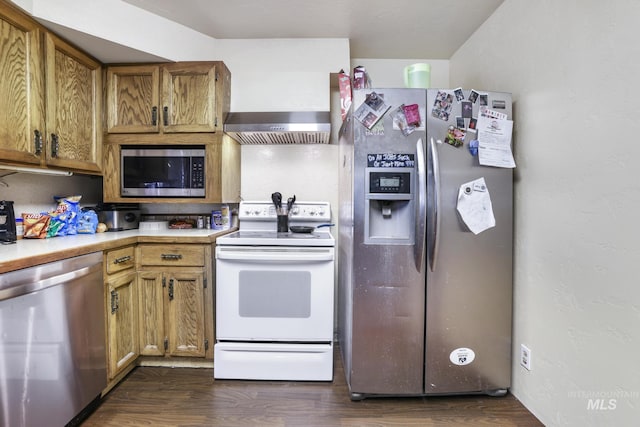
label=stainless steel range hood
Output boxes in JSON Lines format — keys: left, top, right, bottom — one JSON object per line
{"left": 224, "top": 111, "right": 331, "bottom": 145}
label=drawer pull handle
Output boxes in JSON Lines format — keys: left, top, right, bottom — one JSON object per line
{"left": 161, "top": 254, "right": 183, "bottom": 261}
{"left": 113, "top": 255, "right": 132, "bottom": 264}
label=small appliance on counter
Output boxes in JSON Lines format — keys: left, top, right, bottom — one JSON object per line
{"left": 96, "top": 203, "right": 140, "bottom": 231}
{"left": 0, "top": 200, "right": 17, "bottom": 244}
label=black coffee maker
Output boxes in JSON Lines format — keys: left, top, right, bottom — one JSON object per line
{"left": 0, "top": 200, "right": 17, "bottom": 244}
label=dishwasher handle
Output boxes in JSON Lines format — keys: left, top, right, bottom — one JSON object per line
{"left": 0, "top": 262, "right": 102, "bottom": 302}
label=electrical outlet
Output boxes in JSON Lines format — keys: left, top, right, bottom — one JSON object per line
{"left": 520, "top": 344, "right": 532, "bottom": 370}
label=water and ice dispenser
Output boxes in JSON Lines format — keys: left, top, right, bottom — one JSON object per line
{"left": 364, "top": 164, "right": 415, "bottom": 245}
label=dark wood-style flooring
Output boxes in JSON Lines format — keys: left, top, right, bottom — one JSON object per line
{"left": 83, "top": 349, "right": 543, "bottom": 427}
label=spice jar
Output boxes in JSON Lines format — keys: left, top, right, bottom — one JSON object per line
{"left": 16, "top": 218, "right": 24, "bottom": 239}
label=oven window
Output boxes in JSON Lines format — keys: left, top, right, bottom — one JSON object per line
{"left": 238, "top": 271, "right": 311, "bottom": 318}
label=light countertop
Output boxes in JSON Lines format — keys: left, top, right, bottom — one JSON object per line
{"left": 0, "top": 228, "right": 235, "bottom": 274}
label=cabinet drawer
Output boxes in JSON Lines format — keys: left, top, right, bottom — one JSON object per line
{"left": 138, "top": 244, "right": 205, "bottom": 267}
{"left": 106, "top": 246, "right": 136, "bottom": 274}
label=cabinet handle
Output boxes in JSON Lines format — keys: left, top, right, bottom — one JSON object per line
{"left": 50, "top": 133, "right": 59, "bottom": 158}
{"left": 151, "top": 106, "right": 158, "bottom": 126}
{"left": 161, "top": 254, "right": 183, "bottom": 261}
{"left": 34, "top": 130, "right": 43, "bottom": 155}
{"left": 110, "top": 290, "right": 119, "bottom": 314}
{"left": 113, "top": 255, "right": 132, "bottom": 264}
{"left": 168, "top": 278, "right": 174, "bottom": 300}
{"left": 163, "top": 106, "right": 169, "bottom": 126}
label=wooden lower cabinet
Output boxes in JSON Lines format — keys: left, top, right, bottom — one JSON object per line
{"left": 104, "top": 245, "right": 139, "bottom": 387}
{"left": 137, "top": 243, "right": 213, "bottom": 360}
{"left": 138, "top": 269, "right": 206, "bottom": 357}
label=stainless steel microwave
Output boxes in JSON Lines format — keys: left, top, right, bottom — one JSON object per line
{"left": 120, "top": 145, "right": 206, "bottom": 197}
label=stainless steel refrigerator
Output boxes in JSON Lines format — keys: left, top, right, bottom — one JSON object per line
{"left": 338, "top": 88, "right": 513, "bottom": 399}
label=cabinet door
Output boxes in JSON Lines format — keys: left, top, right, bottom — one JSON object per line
{"left": 166, "top": 271, "right": 206, "bottom": 357}
{"left": 106, "top": 270, "right": 139, "bottom": 380}
{"left": 162, "top": 63, "right": 217, "bottom": 133}
{"left": 0, "top": 4, "right": 45, "bottom": 165}
{"left": 44, "top": 32, "right": 102, "bottom": 173}
{"left": 138, "top": 271, "right": 165, "bottom": 356}
{"left": 106, "top": 65, "right": 160, "bottom": 133}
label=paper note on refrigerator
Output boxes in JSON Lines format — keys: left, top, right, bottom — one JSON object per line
{"left": 477, "top": 115, "right": 515, "bottom": 168}
{"left": 456, "top": 177, "right": 495, "bottom": 235}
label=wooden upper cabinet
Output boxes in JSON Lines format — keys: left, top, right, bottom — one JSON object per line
{"left": 44, "top": 32, "right": 102, "bottom": 173}
{"left": 0, "top": 3, "right": 45, "bottom": 165}
{"left": 106, "top": 62, "right": 223, "bottom": 134}
{"left": 106, "top": 65, "right": 160, "bottom": 133}
{"left": 162, "top": 63, "right": 217, "bottom": 133}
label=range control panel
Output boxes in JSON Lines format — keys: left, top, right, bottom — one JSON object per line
{"left": 239, "top": 201, "right": 331, "bottom": 222}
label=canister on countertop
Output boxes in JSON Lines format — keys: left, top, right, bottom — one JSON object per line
{"left": 197, "top": 216, "right": 204, "bottom": 229}
{"left": 220, "top": 204, "right": 230, "bottom": 230}
{"left": 212, "top": 210, "right": 223, "bottom": 230}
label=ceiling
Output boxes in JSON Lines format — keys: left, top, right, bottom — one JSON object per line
{"left": 120, "top": 0, "right": 504, "bottom": 60}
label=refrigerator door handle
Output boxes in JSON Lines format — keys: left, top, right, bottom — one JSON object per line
{"left": 429, "top": 137, "right": 442, "bottom": 272}
{"left": 414, "top": 138, "right": 427, "bottom": 272}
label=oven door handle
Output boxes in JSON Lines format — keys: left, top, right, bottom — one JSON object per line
{"left": 216, "top": 247, "right": 334, "bottom": 262}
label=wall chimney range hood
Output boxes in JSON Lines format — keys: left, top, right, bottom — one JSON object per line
{"left": 224, "top": 111, "right": 331, "bottom": 145}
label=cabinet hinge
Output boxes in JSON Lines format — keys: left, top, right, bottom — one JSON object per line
{"left": 162, "top": 276, "right": 166, "bottom": 287}
{"left": 203, "top": 274, "right": 207, "bottom": 289}
{"left": 164, "top": 338, "right": 168, "bottom": 351}
{"left": 215, "top": 71, "right": 219, "bottom": 81}
{"left": 214, "top": 117, "right": 218, "bottom": 127}
{"left": 205, "top": 339, "right": 209, "bottom": 350}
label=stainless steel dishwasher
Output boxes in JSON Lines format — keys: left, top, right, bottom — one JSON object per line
{"left": 0, "top": 251, "right": 106, "bottom": 427}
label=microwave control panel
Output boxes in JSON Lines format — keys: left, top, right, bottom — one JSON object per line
{"left": 191, "top": 158, "right": 205, "bottom": 188}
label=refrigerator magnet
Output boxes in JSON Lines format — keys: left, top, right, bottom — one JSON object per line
{"left": 454, "top": 87, "right": 464, "bottom": 102}
{"left": 469, "top": 89, "right": 480, "bottom": 104}
{"left": 468, "top": 117, "right": 478, "bottom": 133}
{"left": 431, "top": 90, "right": 454, "bottom": 122}
{"left": 462, "top": 101, "right": 473, "bottom": 119}
{"left": 468, "top": 140, "right": 479, "bottom": 156}
{"left": 445, "top": 125, "right": 466, "bottom": 148}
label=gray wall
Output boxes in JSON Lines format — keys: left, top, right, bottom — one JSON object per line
{"left": 450, "top": 1, "right": 640, "bottom": 425}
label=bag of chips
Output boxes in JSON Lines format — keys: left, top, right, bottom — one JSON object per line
{"left": 77, "top": 209, "right": 99, "bottom": 234}
{"left": 54, "top": 195, "right": 81, "bottom": 235}
{"left": 23, "top": 213, "right": 50, "bottom": 239}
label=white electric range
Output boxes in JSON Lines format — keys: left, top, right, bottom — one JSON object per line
{"left": 214, "top": 201, "right": 335, "bottom": 381}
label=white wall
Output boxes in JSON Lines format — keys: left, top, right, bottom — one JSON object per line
{"left": 450, "top": 1, "right": 640, "bottom": 425}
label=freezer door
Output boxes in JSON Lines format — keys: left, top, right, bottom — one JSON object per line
{"left": 424, "top": 89, "right": 513, "bottom": 395}
{"left": 347, "top": 88, "right": 427, "bottom": 396}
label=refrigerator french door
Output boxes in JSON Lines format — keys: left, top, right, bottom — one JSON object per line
{"left": 338, "top": 88, "right": 513, "bottom": 399}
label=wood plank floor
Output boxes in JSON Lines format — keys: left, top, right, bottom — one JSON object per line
{"left": 83, "top": 350, "right": 543, "bottom": 427}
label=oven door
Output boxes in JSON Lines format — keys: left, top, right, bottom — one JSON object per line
{"left": 215, "top": 245, "right": 335, "bottom": 342}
